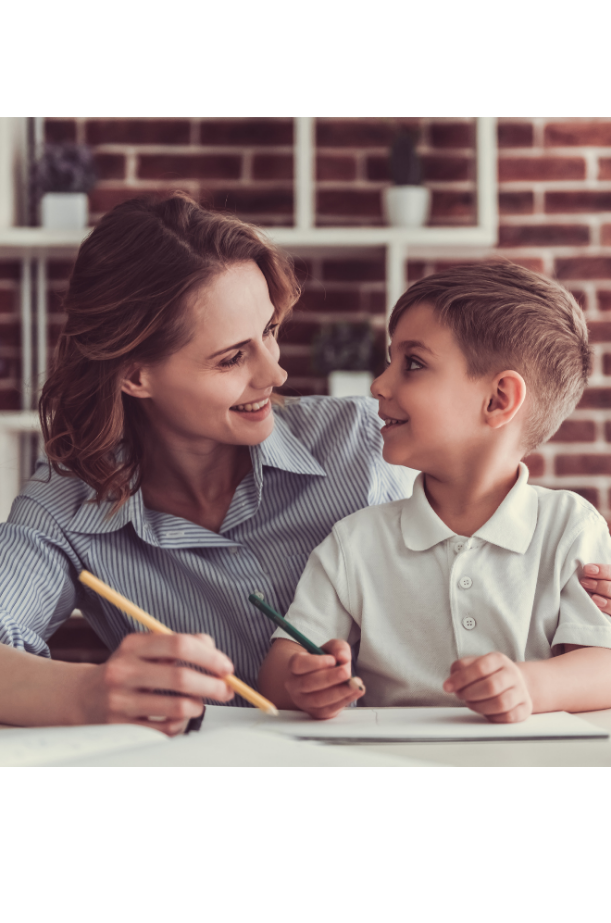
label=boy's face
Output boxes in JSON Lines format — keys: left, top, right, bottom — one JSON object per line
{"left": 371, "top": 302, "right": 493, "bottom": 473}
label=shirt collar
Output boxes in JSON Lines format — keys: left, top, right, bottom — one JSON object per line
{"left": 66, "top": 403, "right": 326, "bottom": 540}
{"left": 401, "top": 462, "right": 538, "bottom": 555}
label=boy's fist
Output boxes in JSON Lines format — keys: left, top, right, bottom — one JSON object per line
{"left": 284, "top": 638, "right": 365, "bottom": 720}
{"left": 443, "top": 652, "right": 533, "bottom": 723}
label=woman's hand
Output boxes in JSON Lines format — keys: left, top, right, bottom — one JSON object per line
{"left": 580, "top": 564, "right": 611, "bottom": 616}
{"left": 79, "top": 632, "right": 235, "bottom": 736}
{"left": 284, "top": 638, "right": 365, "bottom": 720}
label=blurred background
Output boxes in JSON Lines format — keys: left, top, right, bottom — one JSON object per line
{"left": 1, "top": 116, "right": 610, "bottom": 657}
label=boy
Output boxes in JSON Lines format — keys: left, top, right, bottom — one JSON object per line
{"left": 258, "top": 262, "right": 611, "bottom": 723}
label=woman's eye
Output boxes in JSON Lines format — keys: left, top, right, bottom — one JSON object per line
{"left": 219, "top": 351, "right": 244, "bottom": 369}
{"left": 264, "top": 323, "right": 279, "bottom": 338}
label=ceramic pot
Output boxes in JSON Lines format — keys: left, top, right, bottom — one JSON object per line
{"left": 383, "top": 185, "right": 430, "bottom": 228}
{"left": 328, "top": 370, "right": 374, "bottom": 398}
{"left": 41, "top": 192, "right": 88, "bottom": 229}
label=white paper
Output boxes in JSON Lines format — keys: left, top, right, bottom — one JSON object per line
{"left": 0, "top": 723, "right": 168, "bottom": 767}
{"left": 53, "top": 727, "right": 435, "bottom": 767}
{"left": 201, "top": 704, "right": 609, "bottom": 742}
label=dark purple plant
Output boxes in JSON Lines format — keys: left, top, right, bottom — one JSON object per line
{"left": 35, "top": 144, "right": 97, "bottom": 194}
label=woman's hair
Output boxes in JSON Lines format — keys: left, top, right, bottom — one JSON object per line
{"left": 388, "top": 261, "right": 591, "bottom": 452}
{"left": 40, "top": 192, "right": 300, "bottom": 509}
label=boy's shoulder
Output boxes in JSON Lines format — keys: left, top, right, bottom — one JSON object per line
{"left": 331, "top": 495, "right": 408, "bottom": 539}
{"left": 531, "top": 482, "right": 608, "bottom": 540}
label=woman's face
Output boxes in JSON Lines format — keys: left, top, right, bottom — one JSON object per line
{"left": 123, "top": 261, "right": 288, "bottom": 449}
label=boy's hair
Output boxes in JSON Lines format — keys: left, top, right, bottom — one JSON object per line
{"left": 389, "top": 261, "right": 592, "bottom": 452}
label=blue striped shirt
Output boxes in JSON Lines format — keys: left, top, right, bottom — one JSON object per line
{"left": 0, "top": 396, "right": 416, "bottom": 702}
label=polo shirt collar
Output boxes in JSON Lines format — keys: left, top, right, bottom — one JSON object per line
{"left": 401, "top": 462, "right": 538, "bottom": 555}
{"left": 254, "top": 406, "right": 327, "bottom": 478}
{"left": 474, "top": 462, "right": 538, "bottom": 554}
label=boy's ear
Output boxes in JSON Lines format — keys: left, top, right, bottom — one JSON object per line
{"left": 484, "top": 370, "right": 526, "bottom": 430}
{"left": 120, "top": 365, "right": 153, "bottom": 400}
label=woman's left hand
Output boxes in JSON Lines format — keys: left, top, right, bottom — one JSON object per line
{"left": 581, "top": 565, "right": 611, "bottom": 616}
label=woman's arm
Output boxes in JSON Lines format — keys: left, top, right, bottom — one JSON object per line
{"left": 581, "top": 564, "right": 611, "bottom": 617}
{"left": 0, "top": 632, "right": 235, "bottom": 736}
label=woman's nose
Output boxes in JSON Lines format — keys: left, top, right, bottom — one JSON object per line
{"left": 253, "top": 344, "right": 287, "bottom": 389}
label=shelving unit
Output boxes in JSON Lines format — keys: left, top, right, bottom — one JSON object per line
{"left": 0, "top": 117, "right": 498, "bottom": 518}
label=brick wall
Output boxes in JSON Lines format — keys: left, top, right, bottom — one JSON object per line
{"left": 1, "top": 117, "right": 611, "bottom": 522}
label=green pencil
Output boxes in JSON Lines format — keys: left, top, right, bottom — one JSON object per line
{"left": 248, "top": 592, "right": 364, "bottom": 693}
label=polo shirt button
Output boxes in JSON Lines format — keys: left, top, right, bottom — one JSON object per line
{"left": 454, "top": 542, "right": 464, "bottom": 554}
{"left": 462, "top": 616, "right": 476, "bottom": 630}
{"left": 459, "top": 576, "right": 472, "bottom": 589}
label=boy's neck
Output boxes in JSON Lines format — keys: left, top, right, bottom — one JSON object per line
{"left": 422, "top": 453, "right": 523, "bottom": 537}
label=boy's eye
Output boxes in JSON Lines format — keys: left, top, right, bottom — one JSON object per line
{"left": 405, "top": 356, "right": 424, "bottom": 372}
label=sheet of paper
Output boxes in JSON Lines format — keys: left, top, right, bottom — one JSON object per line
{"left": 48, "top": 727, "right": 436, "bottom": 767}
{"left": 0, "top": 724, "right": 168, "bottom": 767}
{"left": 201, "top": 704, "right": 609, "bottom": 742}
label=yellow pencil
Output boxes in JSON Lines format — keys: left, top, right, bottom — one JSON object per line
{"left": 78, "top": 569, "right": 278, "bottom": 716}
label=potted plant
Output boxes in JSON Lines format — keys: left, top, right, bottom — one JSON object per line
{"left": 311, "top": 322, "right": 375, "bottom": 397}
{"left": 382, "top": 130, "right": 430, "bottom": 228}
{"left": 34, "top": 144, "right": 97, "bottom": 230}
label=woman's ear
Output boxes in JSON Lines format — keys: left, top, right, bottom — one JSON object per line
{"left": 484, "top": 370, "right": 527, "bottom": 431}
{"left": 120, "top": 365, "right": 153, "bottom": 400}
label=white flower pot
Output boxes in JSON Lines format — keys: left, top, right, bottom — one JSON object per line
{"left": 41, "top": 192, "right": 89, "bottom": 230}
{"left": 383, "top": 185, "right": 431, "bottom": 228}
{"left": 328, "top": 371, "right": 374, "bottom": 398}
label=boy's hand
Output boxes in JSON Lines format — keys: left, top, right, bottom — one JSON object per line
{"left": 443, "top": 652, "right": 533, "bottom": 723}
{"left": 284, "top": 639, "right": 365, "bottom": 720}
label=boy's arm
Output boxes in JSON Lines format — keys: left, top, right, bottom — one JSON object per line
{"left": 258, "top": 638, "right": 364, "bottom": 718}
{"left": 521, "top": 645, "right": 611, "bottom": 713}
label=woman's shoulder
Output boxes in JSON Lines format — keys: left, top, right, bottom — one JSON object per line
{"left": 9, "top": 458, "right": 96, "bottom": 528}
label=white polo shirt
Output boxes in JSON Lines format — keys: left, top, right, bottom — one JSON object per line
{"left": 272, "top": 463, "right": 611, "bottom": 707}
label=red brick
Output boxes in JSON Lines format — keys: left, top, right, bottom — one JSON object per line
{"left": 47, "top": 261, "right": 74, "bottom": 280}
{"left": 317, "top": 190, "right": 382, "bottom": 219}
{"left": 366, "top": 156, "right": 390, "bottom": 182}
{"left": 604, "top": 421, "right": 611, "bottom": 440}
{"left": 598, "top": 159, "right": 611, "bottom": 180}
{"left": 604, "top": 355, "right": 611, "bottom": 376}
{"left": 322, "top": 259, "right": 385, "bottom": 283}
{"left": 549, "top": 420, "right": 596, "bottom": 442}
{"left": 499, "top": 225, "right": 589, "bottom": 247}
{"left": 597, "top": 292, "right": 611, "bottom": 312}
{"left": 430, "top": 122, "right": 475, "bottom": 148}
{"left": 138, "top": 154, "right": 242, "bottom": 180}
{"left": 200, "top": 119, "right": 292, "bottom": 146}
{"left": 201, "top": 188, "right": 294, "bottom": 217}
{"left": 317, "top": 120, "right": 394, "bottom": 147}
{"left": 568, "top": 486, "right": 599, "bottom": 507}
{"left": 499, "top": 158, "right": 585, "bottom": 182}
{"left": 422, "top": 156, "right": 472, "bottom": 182}
{"left": 0, "top": 322, "right": 21, "bottom": 346}
{"left": 317, "top": 155, "right": 357, "bottom": 182}
{"left": 589, "top": 323, "right": 611, "bottom": 343}
{"left": 601, "top": 225, "right": 611, "bottom": 247}
{"left": 278, "top": 318, "right": 321, "bottom": 345}
{"left": 291, "top": 259, "right": 313, "bottom": 287}
{"left": 364, "top": 291, "right": 386, "bottom": 315}
{"left": 48, "top": 290, "right": 67, "bottom": 313}
{"left": 45, "top": 119, "right": 77, "bottom": 143}
{"left": 555, "top": 454, "right": 611, "bottom": 476}
{"left": 523, "top": 453, "right": 545, "bottom": 477}
{"left": 253, "top": 154, "right": 293, "bottom": 181}
{"left": 0, "top": 357, "right": 12, "bottom": 378}
{"left": 278, "top": 381, "right": 326, "bottom": 398}
{"left": 407, "top": 261, "right": 427, "bottom": 282}
{"left": 578, "top": 388, "right": 611, "bottom": 408}
{"left": 499, "top": 191, "right": 534, "bottom": 215}
{"left": 546, "top": 191, "right": 611, "bottom": 213}
{"left": 0, "top": 390, "right": 19, "bottom": 410}
{"left": 430, "top": 191, "right": 476, "bottom": 221}
{"left": 93, "top": 153, "right": 126, "bottom": 180}
{"left": 497, "top": 122, "right": 534, "bottom": 148}
{"left": 545, "top": 122, "right": 611, "bottom": 147}
{"left": 0, "top": 291, "right": 15, "bottom": 313}
{"left": 0, "top": 262, "right": 20, "bottom": 280}
{"left": 87, "top": 119, "right": 191, "bottom": 145}
{"left": 279, "top": 355, "right": 315, "bottom": 377}
{"left": 556, "top": 259, "right": 611, "bottom": 281}
{"left": 88, "top": 187, "right": 170, "bottom": 214}
{"left": 297, "top": 290, "right": 358, "bottom": 312}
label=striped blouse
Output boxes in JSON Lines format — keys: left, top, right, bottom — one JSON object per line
{"left": 0, "top": 396, "right": 416, "bottom": 702}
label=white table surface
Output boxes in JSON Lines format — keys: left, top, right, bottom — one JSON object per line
{"left": 3, "top": 709, "right": 611, "bottom": 766}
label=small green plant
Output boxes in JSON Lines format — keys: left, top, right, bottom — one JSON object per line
{"left": 311, "top": 322, "right": 375, "bottom": 374}
{"left": 389, "top": 130, "right": 422, "bottom": 186}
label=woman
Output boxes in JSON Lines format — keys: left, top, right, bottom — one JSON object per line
{"left": 1, "top": 193, "right": 609, "bottom": 734}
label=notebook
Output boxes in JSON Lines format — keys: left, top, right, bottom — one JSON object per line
{"left": 201, "top": 704, "right": 610, "bottom": 743}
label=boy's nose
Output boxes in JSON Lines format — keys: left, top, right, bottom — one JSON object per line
{"left": 371, "top": 368, "right": 389, "bottom": 399}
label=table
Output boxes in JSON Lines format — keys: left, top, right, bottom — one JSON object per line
{"left": 3, "top": 709, "right": 611, "bottom": 766}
